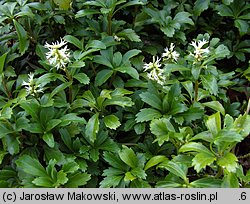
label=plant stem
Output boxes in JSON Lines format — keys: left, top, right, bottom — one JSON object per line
{"left": 64, "top": 68, "right": 73, "bottom": 103}
{"left": 107, "top": 14, "right": 112, "bottom": 35}
{"left": 194, "top": 80, "right": 199, "bottom": 103}
{"left": 246, "top": 98, "right": 250, "bottom": 115}
{"left": 238, "top": 152, "right": 250, "bottom": 159}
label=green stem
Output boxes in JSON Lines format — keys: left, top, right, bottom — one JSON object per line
{"left": 246, "top": 98, "right": 250, "bottom": 115}
{"left": 194, "top": 80, "right": 199, "bottom": 103}
{"left": 63, "top": 68, "right": 73, "bottom": 103}
{"left": 107, "top": 14, "right": 112, "bottom": 35}
{"left": 238, "top": 152, "right": 250, "bottom": 159}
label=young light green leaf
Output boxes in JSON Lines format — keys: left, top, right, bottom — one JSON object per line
{"left": 179, "top": 142, "right": 213, "bottom": 155}
{"left": 103, "top": 115, "right": 121, "bottom": 130}
{"left": 217, "top": 152, "right": 238, "bottom": 173}
{"left": 192, "top": 152, "right": 216, "bottom": 173}
{"left": 206, "top": 112, "right": 221, "bottom": 136}
{"left": 222, "top": 172, "right": 239, "bottom": 188}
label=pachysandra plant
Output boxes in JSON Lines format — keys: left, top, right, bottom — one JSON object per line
{"left": 0, "top": 0, "right": 250, "bottom": 188}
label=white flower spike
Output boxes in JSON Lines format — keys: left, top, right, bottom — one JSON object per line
{"left": 22, "top": 73, "right": 43, "bottom": 96}
{"left": 190, "top": 39, "right": 209, "bottom": 61}
{"left": 45, "top": 38, "right": 70, "bottom": 70}
{"left": 162, "top": 43, "right": 180, "bottom": 62}
{"left": 143, "top": 56, "right": 165, "bottom": 85}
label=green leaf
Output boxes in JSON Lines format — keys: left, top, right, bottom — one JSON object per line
{"left": 20, "top": 99, "right": 40, "bottom": 121}
{"left": 235, "top": 19, "right": 249, "bottom": 35}
{"left": 46, "top": 119, "right": 61, "bottom": 132}
{"left": 103, "top": 152, "right": 125, "bottom": 169}
{"left": 117, "top": 29, "right": 141, "bottom": 42}
{"left": 206, "top": 112, "right": 221, "bottom": 136}
{"left": 16, "top": 155, "right": 47, "bottom": 177}
{"left": 42, "top": 133, "right": 55, "bottom": 148}
{"left": 214, "top": 130, "right": 243, "bottom": 146}
{"left": 190, "top": 177, "right": 222, "bottom": 188}
{"left": 103, "top": 115, "right": 121, "bottom": 130}
{"left": 217, "top": 152, "right": 238, "bottom": 173}
{"left": 87, "top": 40, "right": 106, "bottom": 50}
{"left": 100, "top": 174, "right": 123, "bottom": 188}
{"left": 144, "top": 156, "right": 168, "bottom": 171}
{"left": 53, "top": 0, "right": 71, "bottom": 10}
{"left": 150, "top": 118, "right": 175, "bottom": 138}
{"left": 75, "top": 9, "right": 100, "bottom": 18}
{"left": 73, "top": 73, "right": 90, "bottom": 85}
{"left": 174, "top": 12, "right": 193, "bottom": 25}
{"left": 54, "top": 170, "right": 68, "bottom": 187}
{"left": 95, "top": 69, "right": 113, "bottom": 86}
{"left": 124, "top": 171, "right": 136, "bottom": 181}
{"left": 85, "top": 113, "right": 99, "bottom": 143}
{"left": 123, "top": 49, "right": 141, "bottom": 63}
{"left": 131, "top": 167, "right": 146, "bottom": 179}
{"left": 194, "top": 0, "right": 210, "bottom": 16}
{"left": 50, "top": 82, "right": 72, "bottom": 98}
{"left": 60, "top": 113, "right": 86, "bottom": 124}
{"left": 65, "top": 173, "right": 91, "bottom": 187}
{"left": 32, "top": 177, "right": 52, "bottom": 187}
{"left": 118, "top": 146, "right": 138, "bottom": 168}
{"left": 0, "top": 52, "right": 8, "bottom": 74}
{"left": 203, "top": 101, "right": 225, "bottom": 115}
{"left": 64, "top": 35, "right": 83, "bottom": 49}
{"left": 159, "top": 161, "right": 188, "bottom": 182}
{"left": 216, "top": 4, "right": 234, "bottom": 17}
{"left": 139, "top": 91, "right": 162, "bottom": 110}
{"left": 13, "top": 19, "right": 29, "bottom": 55}
{"left": 5, "top": 135, "right": 20, "bottom": 155}
{"left": 192, "top": 153, "right": 216, "bottom": 173}
{"left": 201, "top": 75, "right": 218, "bottom": 95}
{"left": 234, "top": 114, "right": 250, "bottom": 137}
{"left": 222, "top": 172, "right": 239, "bottom": 188}
{"left": 179, "top": 142, "right": 213, "bottom": 155}
{"left": 116, "top": 66, "right": 139, "bottom": 80}
{"left": 136, "top": 108, "right": 162, "bottom": 122}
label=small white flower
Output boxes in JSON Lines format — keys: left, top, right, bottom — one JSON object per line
{"left": 22, "top": 73, "right": 43, "bottom": 96}
{"left": 190, "top": 39, "right": 209, "bottom": 61}
{"left": 143, "top": 56, "right": 165, "bottom": 85}
{"left": 114, "top": 35, "right": 121, "bottom": 42}
{"left": 162, "top": 43, "right": 180, "bottom": 62}
{"left": 45, "top": 38, "right": 70, "bottom": 70}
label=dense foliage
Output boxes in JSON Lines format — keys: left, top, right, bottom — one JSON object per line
{"left": 0, "top": 0, "right": 250, "bottom": 188}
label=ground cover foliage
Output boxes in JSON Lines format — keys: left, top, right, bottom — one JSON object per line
{"left": 0, "top": 0, "right": 250, "bottom": 188}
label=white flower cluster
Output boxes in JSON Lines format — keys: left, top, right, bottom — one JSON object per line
{"left": 190, "top": 39, "right": 209, "bottom": 62}
{"left": 45, "top": 38, "right": 70, "bottom": 70}
{"left": 22, "top": 73, "right": 43, "bottom": 96}
{"left": 162, "top": 43, "right": 180, "bottom": 62}
{"left": 143, "top": 56, "right": 165, "bottom": 85}
{"left": 143, "top": 43, "right": 179, "bottom": 85}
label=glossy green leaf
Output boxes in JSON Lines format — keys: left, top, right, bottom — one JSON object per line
{"left": 144, "top": 155, "right": 168, "bottom": 171}
{"left": 140, "top": 91, "right": 162, "bottom": 110}
{"left": 192, "top": 152, "right": 216, "bottom": 173}
{"left": 203, "top": 101, "right": 225, "bottom": 115}
{"left": 15, "top": 155, "right": 47, "bottom": 177}
{"left": 73, "top": 73, "right": 90, "bottom": 85}
{"left": 217, "top": 152, "right": 238, "bottom": 173}
{"left": 42, "top": 133, "right": 55, "bottom": 148}
{"left": 118, "top": 146, "right": 138, "bottom": 168}
{"left": 194, "top": 0, "right": 210, "bottom": 16}
{"left": 222, "top": 172, "right": 239, "bottom": 187}
{"left": 179, "top": 142, "right": 213, "bottom": 155}
{"left": 13, "top": 19, "right": 29, "bottom": 55}
{"left": 190, "top": 177, "right": 222, "bottom": 188}
{"left": 0, "top": 52, "right": 8, "bottom": 74}
{"left": 65, "top": 173, "right": 91, "bottom": 187}
{"left": 64, "top": 35, "right": 83, "bottom": 49}
{"left": 95, "top": 69, "right": 113, "bottom": 86}
{"left": 136, "top": 108, "right": 162, "bottom": 122}
{"left": 85, "top": 113, "right": 100, "bottom": 143}
{"left": 103, "top": 114, "right": 121, "bottom": 130}
{"left": 206, "top": 112, "right": 221, "bottom": 136}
